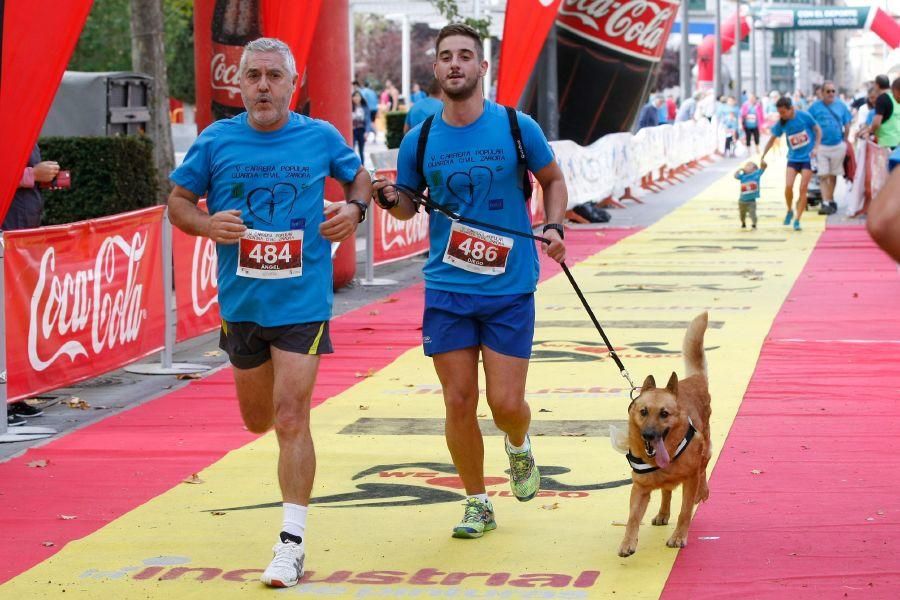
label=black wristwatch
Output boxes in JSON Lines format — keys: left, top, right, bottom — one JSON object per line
{"left": 348, "top": 199, "right": 368, "bottom": 223}
{"left": 542, "top": 223, "right": 564, "bottom": 240}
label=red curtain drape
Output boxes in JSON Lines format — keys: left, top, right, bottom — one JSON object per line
{"left": 495, "top": 0, "right": 562, "bottom": 106}
{"left": 0, "top": 0, "right": 94, "bottom": 223}
{"left": 260, "top": 0, "right": 323, "bottom": 110}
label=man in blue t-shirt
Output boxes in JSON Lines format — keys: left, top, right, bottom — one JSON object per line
{"left": 809, "top": 81, "right": 851, "bottom": 215}
{"left": 168, "top": 38, "right": 371, "bottom": 589}
{"left": 760, "top": 96, "right": 822, "bottom": 231}
{"left": 373, "top": 24, "right": 567, "bottom": 540}
{"left": 404, "top": 79, "right": 443, "bottom": 133}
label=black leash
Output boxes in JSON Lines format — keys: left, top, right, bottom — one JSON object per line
{"left": 378, "top": 182, "right": 638, "bottom": 398}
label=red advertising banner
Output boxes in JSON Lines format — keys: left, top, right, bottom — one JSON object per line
{"left": 172, "top": 201, "right": 220, "bottom": 342}
{"left": 0, "top": 0, "right": 92, "bottom": 224}
{"left": 495, "top": 0, "right": 563, "bottom": 106}
{"left": 3, "top": 207, "right": 167, "bottom": 402}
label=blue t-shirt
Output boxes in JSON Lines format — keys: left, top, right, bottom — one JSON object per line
{"left": 735, "top": 167, "right": 765, "bottom": 201}
{"left": 721, "top": 106, "right": 739, "bottom": 130}
{"left": 170, "top": 112, "right": 361, "bottom": 326}
{"left": 809, "top": 99, "right": 851, "bottom": 146}
{"left": 405, "top": 97, "right": 444, "bottom": 129}
{"left": 771, "top": 110, "right": 819, "bottom": 162}
{"left": 397, "top": 100, "right": 555, "bottom": 296}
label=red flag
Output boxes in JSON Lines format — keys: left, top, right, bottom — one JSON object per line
{"left": 868, "top": 7, "right": 900, "bottom": 49}
{"left": 0, "top": 0, "right": 93, "bottom": 225}
{"left": 496, "top": 0, "right": 563, "bottom": 106}
{"left": 261, "top": 0, "right": 324, "bottom": 108}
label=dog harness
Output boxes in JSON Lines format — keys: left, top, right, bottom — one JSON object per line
{"left": 626, "top": 417, "right": 697, "bottom": 474}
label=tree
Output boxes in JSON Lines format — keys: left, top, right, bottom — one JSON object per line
{"left": 130, "top": 0, "right": 174, "bottom": 198}
{"left": 430, "top": 0, "right": 491, "bottom": 39}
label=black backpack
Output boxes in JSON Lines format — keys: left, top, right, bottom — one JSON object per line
{"left": 415, "top": 105, "right": 533, "bottom": 202}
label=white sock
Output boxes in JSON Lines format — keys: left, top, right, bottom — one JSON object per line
{"left": 506, "top": 435, "right": 530, "bottom": 453}
{"left": 469, "top": 493, "right": 489, "bottom": 503}
{"left": 282, "top": 503, "right": 307, "bottom": 539}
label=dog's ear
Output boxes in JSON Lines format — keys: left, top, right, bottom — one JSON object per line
{"left": 665, "top": 372, "right": 678, "bottom": 396}
{"left": 641, "top": 375, "right": 656, "bottom": 391}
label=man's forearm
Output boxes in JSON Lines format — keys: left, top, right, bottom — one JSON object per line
{"left": 542, "top": 177, "right": 568, "bottom": 225}
{"left": 867, "top": 169, "right": 900, "bottom": 262}
{"left": 168, "top": 195, "right": 210, "bottom": 237}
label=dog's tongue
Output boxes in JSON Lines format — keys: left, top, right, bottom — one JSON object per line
{"left": 654, "top": 438, "right": 670, "bottom": 469}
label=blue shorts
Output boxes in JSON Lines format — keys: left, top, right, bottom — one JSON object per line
{"left": 787, "top": 161, "right": 812, "bottom": 172}
{"left": 422, "top": 290, "right": 535, "bottom": 359}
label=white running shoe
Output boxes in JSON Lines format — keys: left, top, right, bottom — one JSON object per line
{"left": 260, "top": 539, "right": 305, "bottom": 588}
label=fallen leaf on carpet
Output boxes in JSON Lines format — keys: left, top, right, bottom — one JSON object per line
{"left": 42, "top": 542, "right": 55, "bottom": 547}
{"left": 204, "top": 350, "right": 222, "bottom": 357}
{"left": 380, "top": 297, "right": 399, "bottom": 304}
{"left": 183, "top": 474, "right": 204, "bottom": 484}
{"left": 354, "top": 369, "right": 375, "bottom": 378}
{"left": 562, "top": 431, "right": 585, "bottom": 437}
{"left": 539, "top": 408, "right": 553, "bottom": 413}
{"left": 359, "top": 405, "right": 369, "bottom": 411}
{"left": 750, "top": 469, "right": 763, "bottom": 475}
{"left": 698, "top": 536, "right": 720, "bottom": 540}
{"left": 541, "top": 503, "right": 559, "bottom": 510}
{"left": 368, "top": 309, "right": 380, "bottom": 316}
{"left": 176, "top": 373, "right": 202, "bottom": 380}
{"left": 67, "top": 397, "right": 89, "bottom": 410}
{"left": 27, "top": 460, "right": 49, "bottom": 468}
{"left": 477, "top": 414, "right": 487, "bottom": 418}
{"left": 210, "top": 511, "right": 227, "bottom": 516}
{"left": 59, "top": 515, "right": 77, "bottom": 520}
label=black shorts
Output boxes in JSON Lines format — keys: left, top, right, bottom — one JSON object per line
{"left": 745, "top": 127, "right": 760, "bottom": 146}
{"left": 219, "top": 320, "right": 333, "bottom": 370}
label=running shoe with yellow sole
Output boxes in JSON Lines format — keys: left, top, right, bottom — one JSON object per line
{"left": 506, "top": 435, "right": 540, "bottom": 501}
{"left": 452, "top": 497, "right": 497, "bottom": 539}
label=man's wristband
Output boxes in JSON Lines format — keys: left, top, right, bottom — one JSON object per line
{"left": 348, "top": 199, "right": 368, "bottom": 223}
{"left": 542, "top": 223, "right": 564, "bottom": 240}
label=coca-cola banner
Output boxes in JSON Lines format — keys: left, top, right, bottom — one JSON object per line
{"left": 495, "top": 0, "right": 563, "bottom": 106}
{"left": 3, "top": 207, "right": 167, "bottom": 402}
{"left": 172, "top": 201, "right": 220, "bottom": 342}
{"left": 0, "top": 0, "right": 92, "bottom": 224}
{"left": 194, "top": 0, "right": 324, "bottom": 131}
{"left": 370, "top": 170, "right": 429, "bottom": 266}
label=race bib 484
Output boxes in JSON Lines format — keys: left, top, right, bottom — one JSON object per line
{"left": 238, "top": 229, "right": 303, "bottom": 279}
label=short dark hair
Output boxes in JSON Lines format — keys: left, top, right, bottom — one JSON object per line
{"left": 893, "top": 77, "right": 900, "bottom": 93}
{"left": 435, "top": 23, "right": 483, "bottom": 60}
{"left": 775, "top": 96, "right": 792, "bottom": 109}
{"left": 875, "top": 75, "right": 890, "bottom": 89}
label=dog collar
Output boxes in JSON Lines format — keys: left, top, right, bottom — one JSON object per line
{"left": 626, "top": 417, "right": 697, "bottom": 474}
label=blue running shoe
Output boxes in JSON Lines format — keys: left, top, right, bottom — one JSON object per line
{"left": 793, "top": 219, "right": 801, "bottom": 231}
{"left": 783, "top": 210, "right": 794, "bottom": 226}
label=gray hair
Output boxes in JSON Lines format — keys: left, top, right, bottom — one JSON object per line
{"left": 239, "top": 37, "right": 297, "bottom": 78}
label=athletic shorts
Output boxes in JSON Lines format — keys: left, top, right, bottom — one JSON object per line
{"left": 219, "top": 320, "right": 333, "bottom": 370}
{"left": 815, "top": 143, "right": 846, "bottom": 176}
{"left": 422, "top": 289, "right": 535, "bottom": 359}
{"left": 744, "top": 127, "right": 760, "bottom": 146}
{"left": 787, "top": 161, "right": 812, "bottom": 172}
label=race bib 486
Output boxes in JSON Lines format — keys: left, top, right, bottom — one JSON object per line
{"left": 788, "top": 131, "right": 810, "bottom": 150}
{"left": 442, "top": 222, "right": 513, "bottom": 276}
{"left": 238, "top": 229, "right": 303, "bottom": 279}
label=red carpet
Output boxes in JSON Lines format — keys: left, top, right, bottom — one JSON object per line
{"left": 0, "top": 226, "right": 636, "bottom": 583}
{"left": 663, "top": 226, "right": 900, "bottom": 599}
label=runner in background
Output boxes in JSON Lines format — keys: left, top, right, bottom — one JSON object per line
{"left": 167, "top": 38, "right": 371, "bottom": 588}
{"left": 373, "top": 23, "right": 567, "bottom": 540}
{"left": 760, "top": 96, "right": 821, "bottom": 231}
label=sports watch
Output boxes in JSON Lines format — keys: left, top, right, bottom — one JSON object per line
{"left": 348, "top": 199, "right": 368, "bottom": 223}
{"left": 542, "top": 223, "right": 564, "bottom": 240}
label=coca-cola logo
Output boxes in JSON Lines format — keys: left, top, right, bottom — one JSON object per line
{"left": 191, "top": 236, "right": 219, "bottom": 317}
{"left": 211, "top": 44, "right": 243, "bottom": 102}
{"left": 28, "top": 233, "right": 149, "bottom": 372}
{"left": 557, "top": 0, "right": 679, "bottom": 62}
{"left": 379, "top": 209, "right": 429, "bottom": 252}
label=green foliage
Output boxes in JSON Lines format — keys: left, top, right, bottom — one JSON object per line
{"left": 38, "top": 136, "right": 160, "bottom": 225}
{"left": 429, "top": 0, "right": 492, "bottom": 39}
{"left": 68, "top": 0, "right": 195, "bottom": 102}
{"left": 385, "top": 111, "right": 407, "bottom": 149}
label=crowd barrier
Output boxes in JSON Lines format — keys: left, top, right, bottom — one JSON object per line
{"left": 847, "top": 140, "right": 890, "bottom": 217}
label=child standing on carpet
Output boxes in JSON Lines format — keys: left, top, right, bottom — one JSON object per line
{"left": 734, "top": 161, "right": 766, "bottom": 229}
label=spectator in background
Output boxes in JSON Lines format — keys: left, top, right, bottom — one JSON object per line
{"left": 638, "top": 95, "right": 662, "bottom": 130}
{"left": 677, "top": 91, "right": 701, "bottom": 122}
{"left": 808, "top": 80, "right": 851, "bottom": 215}
{"left": 698, "top": 89, "right": 716, "bottom": 122}
{"left": 721, "top": 96, "right": 740, "bottom": 157}
{"left": 356, "top": 80, "right": 379, "bottom": 126}
{"left": 665, "top": 93, "right": 677, "bottom": 123}
{"left": 855, "top": 86, "right": 881, "bottom": 140}
{"left": 871, "top": 75, "right": 900, "bottom": 150}
{"left": 380, "top": 79, "right": 399, "bottom": 112}
{"left": 741, "top": 93, "right": 764, "bottom": 155}
{"left": 657, "top": 93, "right": 669, "bottom": 124}
{"left": 410, "top": 82, "right": 426, "bottom": 104}
{"left": 404, "top": 79, "right": 443, "bottom": 133}
{"left": 351, "top": 90, "right": 369, "bottom": 165}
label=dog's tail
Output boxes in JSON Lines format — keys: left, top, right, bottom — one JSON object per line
{"left": 683, "top": 312, "right": 708, "bottom": 379}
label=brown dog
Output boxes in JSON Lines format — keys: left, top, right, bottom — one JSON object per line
{"left": 618, "top": 312, "right": 711, "bottom": 557}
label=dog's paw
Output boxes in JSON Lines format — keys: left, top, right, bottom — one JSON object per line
{"left": 652, "top": 513, "right": 669, "bottom": 526}
{"left": 666, "top": 533, "right": 688, "bottom": 548}
{"left": 618, "top": 542, "right": 637, "bottom": 558}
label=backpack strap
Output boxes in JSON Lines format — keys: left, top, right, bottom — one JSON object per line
{"left": 415, "top": 114, "right": 436, "bottom": 193}
{"left": 505, "top": 105, "right": 532, "bottom": 201}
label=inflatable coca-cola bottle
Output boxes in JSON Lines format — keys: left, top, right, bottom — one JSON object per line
{"left": 211, "top": 0, "right": 261, "bottom": 120}
{"left": 552, "top": 0, "right": 680, "bottom": 145}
